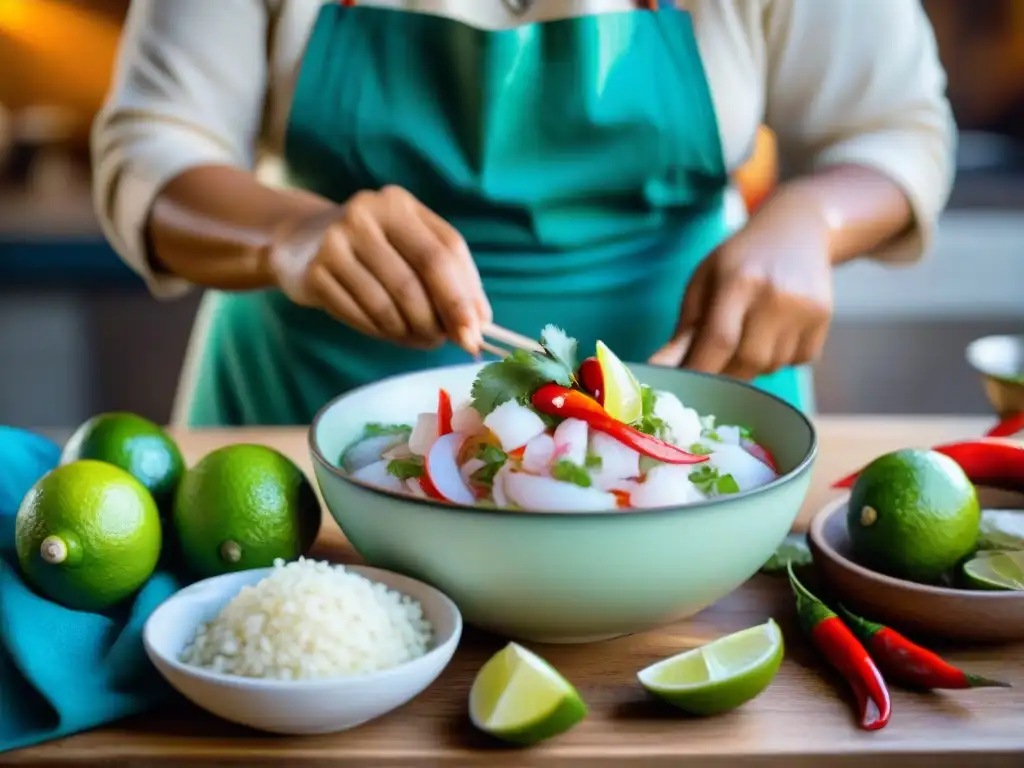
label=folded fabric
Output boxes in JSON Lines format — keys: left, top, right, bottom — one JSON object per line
{"left": 0, "top": 427, "right": 181, "bottom": 754}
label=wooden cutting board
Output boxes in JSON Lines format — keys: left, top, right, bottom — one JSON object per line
{"left": 4, "top": 417, "right": 1023, "bottom": 767}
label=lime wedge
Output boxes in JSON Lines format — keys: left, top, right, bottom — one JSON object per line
{"left": 595, "top": 340, "right": 643, "bottom": 423}
{"left": 962, "top": 550, "right": 1024, "bottom": 591}
{"left": 469, "top": 642, "right": 587, "bottom": 745}
{"left": 637, "top": 619, "right": 784, "bottom": 716}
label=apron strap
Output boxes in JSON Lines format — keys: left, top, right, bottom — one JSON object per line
{"left": 338, "top": 1, "right": 668, "bottom": 9}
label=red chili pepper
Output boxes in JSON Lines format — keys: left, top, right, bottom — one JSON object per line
{"left": 788, "top": 565, "right": 891, "bottom": 731}
{"left": 836, "top": 605, "right": 1009, "bottom": 691}
{"left": 577, "top": 357, "right": 605, "bottom": 404}
{"left": 418, "top": 475, "right": 445, "bottom": 501}
{"left": 833, "top": 439, "right": 1024, "bottom": 491}
{"left": 987, "top": 412, "right": 1024, "bottom": 439}
{"left": 437, "top": 389, "right": 453, "bottom": 436}
{"left": 530, "top": 384, "right": 708, "bottom": 465}
{"left": 742, "top": 439, "right": 779, "bottom": 473}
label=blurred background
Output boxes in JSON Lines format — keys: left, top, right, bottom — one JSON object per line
{"left": 1, "top": 0, "right": 1022, "bottom": 427}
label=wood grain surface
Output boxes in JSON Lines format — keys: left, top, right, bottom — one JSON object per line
{"left": 4, "top": 416, "right": 1023, "bottom": 767}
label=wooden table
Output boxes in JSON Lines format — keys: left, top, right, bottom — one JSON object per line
{"left": 5, "top": 417, "right": 1024, "bottom": 766}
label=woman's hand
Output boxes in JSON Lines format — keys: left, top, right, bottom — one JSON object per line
{"left": 271, "top": 185, "right": 491, "bottom": 353}
{"left": 649, "top": 192, "right": 834, "bottom": 379}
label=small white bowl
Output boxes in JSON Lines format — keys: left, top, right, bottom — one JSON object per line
{"left": 143, "top": 564, "right": 462, "bottom": 735}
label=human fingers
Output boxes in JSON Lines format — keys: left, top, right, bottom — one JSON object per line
{"left": 416, "top": 203, "right": 492, "bottom": 323}
{"left": 793, "top": 311, "right": 831, "bottom": 366}
{"left": 648, "top": 264, "right": 710, "bottom": 366}
{"left": 681, "top": 278, "right": 755, "bottom": 375}
{"left": 376, "top": 187, "right": 484, "bottom": 352}
{"left": 306, "top": 262, "right": 382, "bottom": 340}
{"left": 340, "top": 195, "right": 445, "bottom": 345}
{"left": 318, "top": 226, "right": 410, "bottom": 340}
{"left": 721, "top": 289, "right": 789, "bottom": 380}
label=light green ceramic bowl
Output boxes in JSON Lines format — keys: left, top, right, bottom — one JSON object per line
{"left": 310, "top": 364, "right": 816, "bottom": 644}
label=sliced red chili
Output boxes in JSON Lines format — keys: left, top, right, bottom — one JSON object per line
{"left": 742, "top": 439, "right": 778, "bottom": 472}
{"left": 837, "top": 605, "right": 1009, "bottom": 691}
{"left": 788, "top": 565, "right": 891, "bottom": 731}
{"left": 986, "top": 412, "right": 1024, "bottom": 439}
{"left": 418, "top": 475, "right": 445, "bottom": 501}
{"left": 833, "top": 439, "right": 1024, "bottom": 491}
{"left": 437, "top": 388, "right": 453, "bottom": 436}
{"left": 530, "top": 384, "right": 707, "bottom": 465}
{"left": 577, "top": 357, "right": 605, "bottom": 404}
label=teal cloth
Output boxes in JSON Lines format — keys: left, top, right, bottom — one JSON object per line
{"left": 186, "top": 1, "right": 811, "bottom": 427}
{"left": 0, "top": 427, "right": 180, "bottom": 755}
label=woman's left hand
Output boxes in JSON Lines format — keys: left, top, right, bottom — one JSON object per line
{"left": 649, "top": 193, "right": 834, "bottom": 380}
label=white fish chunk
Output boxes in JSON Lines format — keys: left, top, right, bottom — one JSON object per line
{"left": 484, "top": 401, "right": 547, "bottom": 452}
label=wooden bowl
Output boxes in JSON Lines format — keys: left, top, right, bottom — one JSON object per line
{"left": 966, "top": 334, "right": 1024, "bottom": 418}
{"left": 808, "top": 494, "right": 1024, "bottom": 644}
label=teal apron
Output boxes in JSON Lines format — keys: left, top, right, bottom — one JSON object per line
{"left": 183, "top": 0, "right": 811, "bottom": 426}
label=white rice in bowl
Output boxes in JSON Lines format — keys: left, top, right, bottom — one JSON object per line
{"left": 180, "top": 558, "right": 434, "bottom": 680}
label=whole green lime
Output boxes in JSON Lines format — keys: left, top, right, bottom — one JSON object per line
{"left": 173, "top": 444, "right": 321, "bottom": 578}
{"left": 15, "top": 460, "right": 162, "bottom": 611}
{"left": 847, "top": 448, "right": 980, "bottom": 583}
{"left": 61, "top": 412, "right": 185, "bottom": 515}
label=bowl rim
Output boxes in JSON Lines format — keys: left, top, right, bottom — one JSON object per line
{"left": 965, "top": 333, "right": 1024, "bottom": 379}
{"left": 810, "top": 495, "right": 1024, "bottom": 600}
{"left": 142, "top": 563, "right": 464, "bottom": 690}
{"left": 308, "top": 363, "right": 819, "bottom": 518}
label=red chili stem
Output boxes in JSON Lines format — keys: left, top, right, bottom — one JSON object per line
{"left": 987, "top": 412, "right": 1024, "bottom": 439}
{"left": 832, "top": 439, "right": 1024, "bottom": 491}
{"left": 788, "top": 565, "right": 891, "bottom": 731}
{"left": 530, "top": 384, "right": 708, "bottom": 465}
{"left": 836, "top": 605, "right": 1009, "bottom": 690}
{"left": 437, "top": 388, "right": 453, "bottom": 436}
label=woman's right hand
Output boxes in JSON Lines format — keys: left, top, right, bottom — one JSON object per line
{"left": 270, "top": 185, "right": 491, "bottom": 353}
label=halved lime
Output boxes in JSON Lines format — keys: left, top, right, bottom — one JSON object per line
{"left": 962, "top": 550, "right": 1024, "bottom": 591}
{"left": 637, "top": 619, "right": 784, "bottom": 716}
{"left": 469, "top": 642, "right": 587, "bottom": 745}
{"left": 595, "top": 340, "right": 643, "bottom": 423}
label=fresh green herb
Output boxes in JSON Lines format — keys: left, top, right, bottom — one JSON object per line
{"left": 471, "top": 463, "right": 502, "bottom": 486}
{"left": 551, "top": 460, "right": 592, "bottom": 488}
{"left": 540, "top": 324, "right": 579, "bottom": 377}
{"left": 761, "top": 533, "right": 813, "bottom": 574}
{"left": 704, "top": 429, "right": 723, "bottom": 442}
{"left": 471, "top": 443, "right": 508, "bottom": 487}
{"left": 689, "top": 465, "right": 740, "bottom": 496}
{"left": 688, "top": 442, "right": 714, "bottom": 456}
{"left": 739, "top": 426, "right": 753, "bottom": 441}
{"left": 476, "top": 443, "right": 507, "bottom": 463}
{"left": 585, "top": 453, "right": 603, "bottom": 470}
{"left": 633, "top": 385, "right": 667, "bottom": 437}
{"left": 386, "top": 456, "right": 425, "bottom": 480}
{"left": 470, "top": 329, "right": 577, "bottom": 415}
{"left": 364, "top": 423, "right": 413, "bottom": 437}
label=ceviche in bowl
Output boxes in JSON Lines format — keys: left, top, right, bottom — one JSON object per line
{"left": 309, "top": 327, "right": 816, "bottom": 643}
{"left": 340, "top": 326, "right": 780, "bottom": 512}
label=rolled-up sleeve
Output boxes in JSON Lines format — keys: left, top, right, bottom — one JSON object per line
{"left": 763, "top": 0, "right": 956, "bottom": 263}
{"left": 91, "top": 0, "right": 270, "bottom": 297}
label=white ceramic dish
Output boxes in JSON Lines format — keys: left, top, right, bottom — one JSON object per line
{"left": 143, "top": 564, "right": 462, "bottom": 735}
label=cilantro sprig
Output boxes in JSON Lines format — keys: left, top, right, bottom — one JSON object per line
{"left": 470, "top": 443, "right": 508, "bottom": 487}
{"left": 551, "top": 459, "right": 593, "bottom": 488}
{"left": 470, "top": 326, "right": 578, "bottom": 415}
{"left": 387, "top": 456, "right": 425, "bottom": 480}
{"left": 632, "top": 386, "right": 667, "bottom": 438}
{"left": 689, "top": 465, "right": 740, "bottom": 497}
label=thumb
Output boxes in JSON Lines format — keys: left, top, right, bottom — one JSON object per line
{"left": 648, "top": 266, "right": 709, "bottom": 366}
